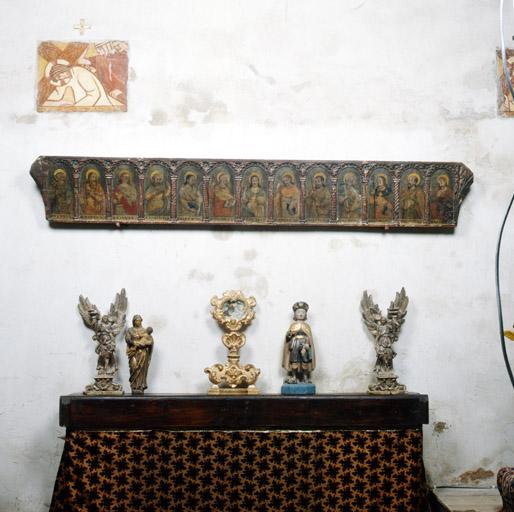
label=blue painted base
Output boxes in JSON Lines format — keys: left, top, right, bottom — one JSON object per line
{"left": 281, "top": 383, "right": 316, "bottom": 395}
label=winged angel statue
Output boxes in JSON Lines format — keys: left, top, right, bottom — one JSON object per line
{"left": 361, "top": 287, "right": 409, "bottom": 395}
{"left": 78, "top": 289, "right": 128, "bottom": 395}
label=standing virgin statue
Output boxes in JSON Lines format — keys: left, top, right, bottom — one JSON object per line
{"left": 125, "top": 315, "right": 154, "bottom": 394}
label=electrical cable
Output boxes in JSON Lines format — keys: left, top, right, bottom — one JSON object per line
{"left": 495, "top": 192, "right": 514, "bottom": 389}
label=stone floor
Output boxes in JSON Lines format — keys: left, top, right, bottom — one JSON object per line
{"left": 433, "top": 488, "right": 503, "bottom": 512}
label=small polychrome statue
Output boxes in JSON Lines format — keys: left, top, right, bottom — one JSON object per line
{"left": 361, "top": 288, "right": 408, "bottom": 395}
{"left": 125, "top": 315, "right": 154, "bottom": 394}
{"left": 281, "top": 301, "right": 316, "bottom": 395}
{"left": 78, "top": 289, "right": 127, "bottom": 395}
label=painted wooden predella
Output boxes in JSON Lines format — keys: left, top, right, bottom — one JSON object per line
{"left": 31, "top": 156, "right": 473, "bottom": 229}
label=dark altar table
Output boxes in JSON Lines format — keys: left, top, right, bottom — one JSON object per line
{"left": 50, "top": 393, "right": 429, "bottom": 512}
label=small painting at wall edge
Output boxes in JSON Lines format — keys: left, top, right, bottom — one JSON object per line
{"left": 497, "top": 48, "right": 514, "bottom": 117}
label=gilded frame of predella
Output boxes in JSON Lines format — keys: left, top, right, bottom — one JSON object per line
{"left": 31, "top": 156, "right": 473, "bottom": 229}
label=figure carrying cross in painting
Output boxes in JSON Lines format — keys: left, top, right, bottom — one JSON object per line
{"left": 37, "top": 41, "right": 128, "bottom": 112}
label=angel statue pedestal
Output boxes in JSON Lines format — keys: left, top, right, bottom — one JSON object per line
{"left": 204, "top": 290, "right": 261, "bottom": 395}
{"left": 281, "top": 302, "right": 316, "bottom": 395}
{"left": 361, "top": 288, "right": 409, "bottom": 396}
{"left": 78, "top": 289, "right": 127, "bottom": 396}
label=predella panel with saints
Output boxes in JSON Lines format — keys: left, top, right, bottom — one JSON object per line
{"left": 31, "top": 156, "right": 473, "bottom": 230}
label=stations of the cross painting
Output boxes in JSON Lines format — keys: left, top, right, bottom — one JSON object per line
{"left": 73, "top": 19, "right": 91, "bottom": 36}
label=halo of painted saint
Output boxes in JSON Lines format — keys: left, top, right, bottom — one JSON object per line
{"left": 305, "top": 167, "right": 331, "bottom": 222}
{"left": 241, "top": 166, "right": 267, "bottom": 220}
{"left": 338, "top": 168, "right": 362, "bottom": 222}
{"left": 210, "top": 166, "right": 236, "bottom": 220}
{"left": 178, "top": 165, "right": 203, "bottom": 220}
{"left": 399, "top": 170, "right": 426, "bottom": 222}
{"left": 48, "top": 167, "right": 73, "bottom": 217}
{"left": 113, "top": 165, "right": 138, "bottom": 218}
{"left": 274, "top": 166, "right": 300, "bottom": 222}
{"left": 368, "top": 169, "right": 394, "bottom": 222}
{"left": 80, "top": 165, "right": 106, "bottom": 218}
{"left": 144, "top": 164, "right": 171, "bottom": 218}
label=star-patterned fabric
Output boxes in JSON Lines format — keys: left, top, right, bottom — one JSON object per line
{"left": 50, "top": 429, "right": 427, "bottom": 511}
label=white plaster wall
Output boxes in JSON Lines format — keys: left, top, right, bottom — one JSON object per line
{"left": 1, "top": 0, "right": 513, "bottom": 509}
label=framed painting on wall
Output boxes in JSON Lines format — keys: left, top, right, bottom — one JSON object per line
{"left": 497, "top": 48, "right": 514, "bottom": 117}
{"left": 37, "top": 41, "right": 128, "bottom": 112}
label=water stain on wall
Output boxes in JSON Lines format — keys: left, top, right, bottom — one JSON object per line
{"left": 455, "top": 467, "right": 495, "bottom": 484}
{"left": 351, "top": 237, "right": 367, "bottom": 248}
{"left": 255, "top": 276, "right": 269, "bottom": 298}
{"left": 174, "top": 84, "right": 229, "bottom": 126}
{"left": 340, "top": 359, "right": 371, "bottom": 389}
{"left": 244, "top": 249, "right": 257, "bottom": 261}
{"left": 212, "top": 230, "right": 233, "bottom": 241}
{"left": 329, "top": 239, "right": 344, "bottom": 252}
{"left": 433, "top": 421, "right": 449, "bottom": 435}
{"left": 247, "top": 64, "right": 276, "bottom": 85}
{"left": 290, "top": 81, "right": 312, "bottom": 93}
{"left": 234, "top": 267, "right": 269, "bottom": 298}
{"left": 440, "top": 105, "right": 495, "bottom": 122}
{"left": 188, "top": 269, "right": 214, "bottom": 282}
{"left": 13, "top": 114, "right": 37, "bottom": 124}
{"left": 234, "top": 267, "right": 255, "bottom": 278}
{"left": 149, "top": 109, "right": 168, "bottom": 125}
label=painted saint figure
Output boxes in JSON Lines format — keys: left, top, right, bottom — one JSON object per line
{"left": 430, "top": 173, "right": 454, "bottom": 223}
{"left": 307, "top": 172, "right": 331, "bottom": 220}
{"left": 81, "top": 167, "right": 106, "bottom": 216}
{"left": 113, "top": 168, "right": 138, "bottom": 216}
{"left": 282, "top": 302, "right": 316, "bottom": 385}
{"left": 125, "top": 315, "right": 154, "bottom": 394}
{"left": 179, "top": 172, "right": 203, "bottom": 217}
{"left": 212, "top": 170, "right": 235, "bottom": 217}
{"left": 49, "top": 168, "right": 72, "bottom": 215}
{"left": 369, "top": 173, "right": 393, "bottom": 221}
{"left": 145, "top": 167, "right": 171, "bottom": 216}
{"left": 338, "top": 171, "right": 362, "bottom": 221}
{"left": 400, "top": 172, "right": 425, "bottom": 221}
{"left": 274, "top": 171, "right": 300, "bottom": 220}
{"left": 242, "top": 172, "right": 266, "bottom": 219}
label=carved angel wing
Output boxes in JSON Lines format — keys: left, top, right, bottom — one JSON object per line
{"left": 108, "top": 288, "right": 128, "bottom": 336}
{"left": 387, "top": 287, "right": 409, "bottom": 323}
{"left": 78, "top": 295, "right": 100, "bottom": 330}
{"left": 361, "top": 291, "right": 383, "bottom": 336}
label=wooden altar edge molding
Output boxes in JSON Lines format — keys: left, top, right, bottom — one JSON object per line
{"left": 31, "top": 156, "right": 473, "bottom": 229}
{"left": 59, "top": 393, "right": 429, "bottom": 430}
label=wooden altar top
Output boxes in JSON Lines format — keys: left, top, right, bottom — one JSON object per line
{"left": 60, "top": 393, "right": 429, "bottom": 430}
